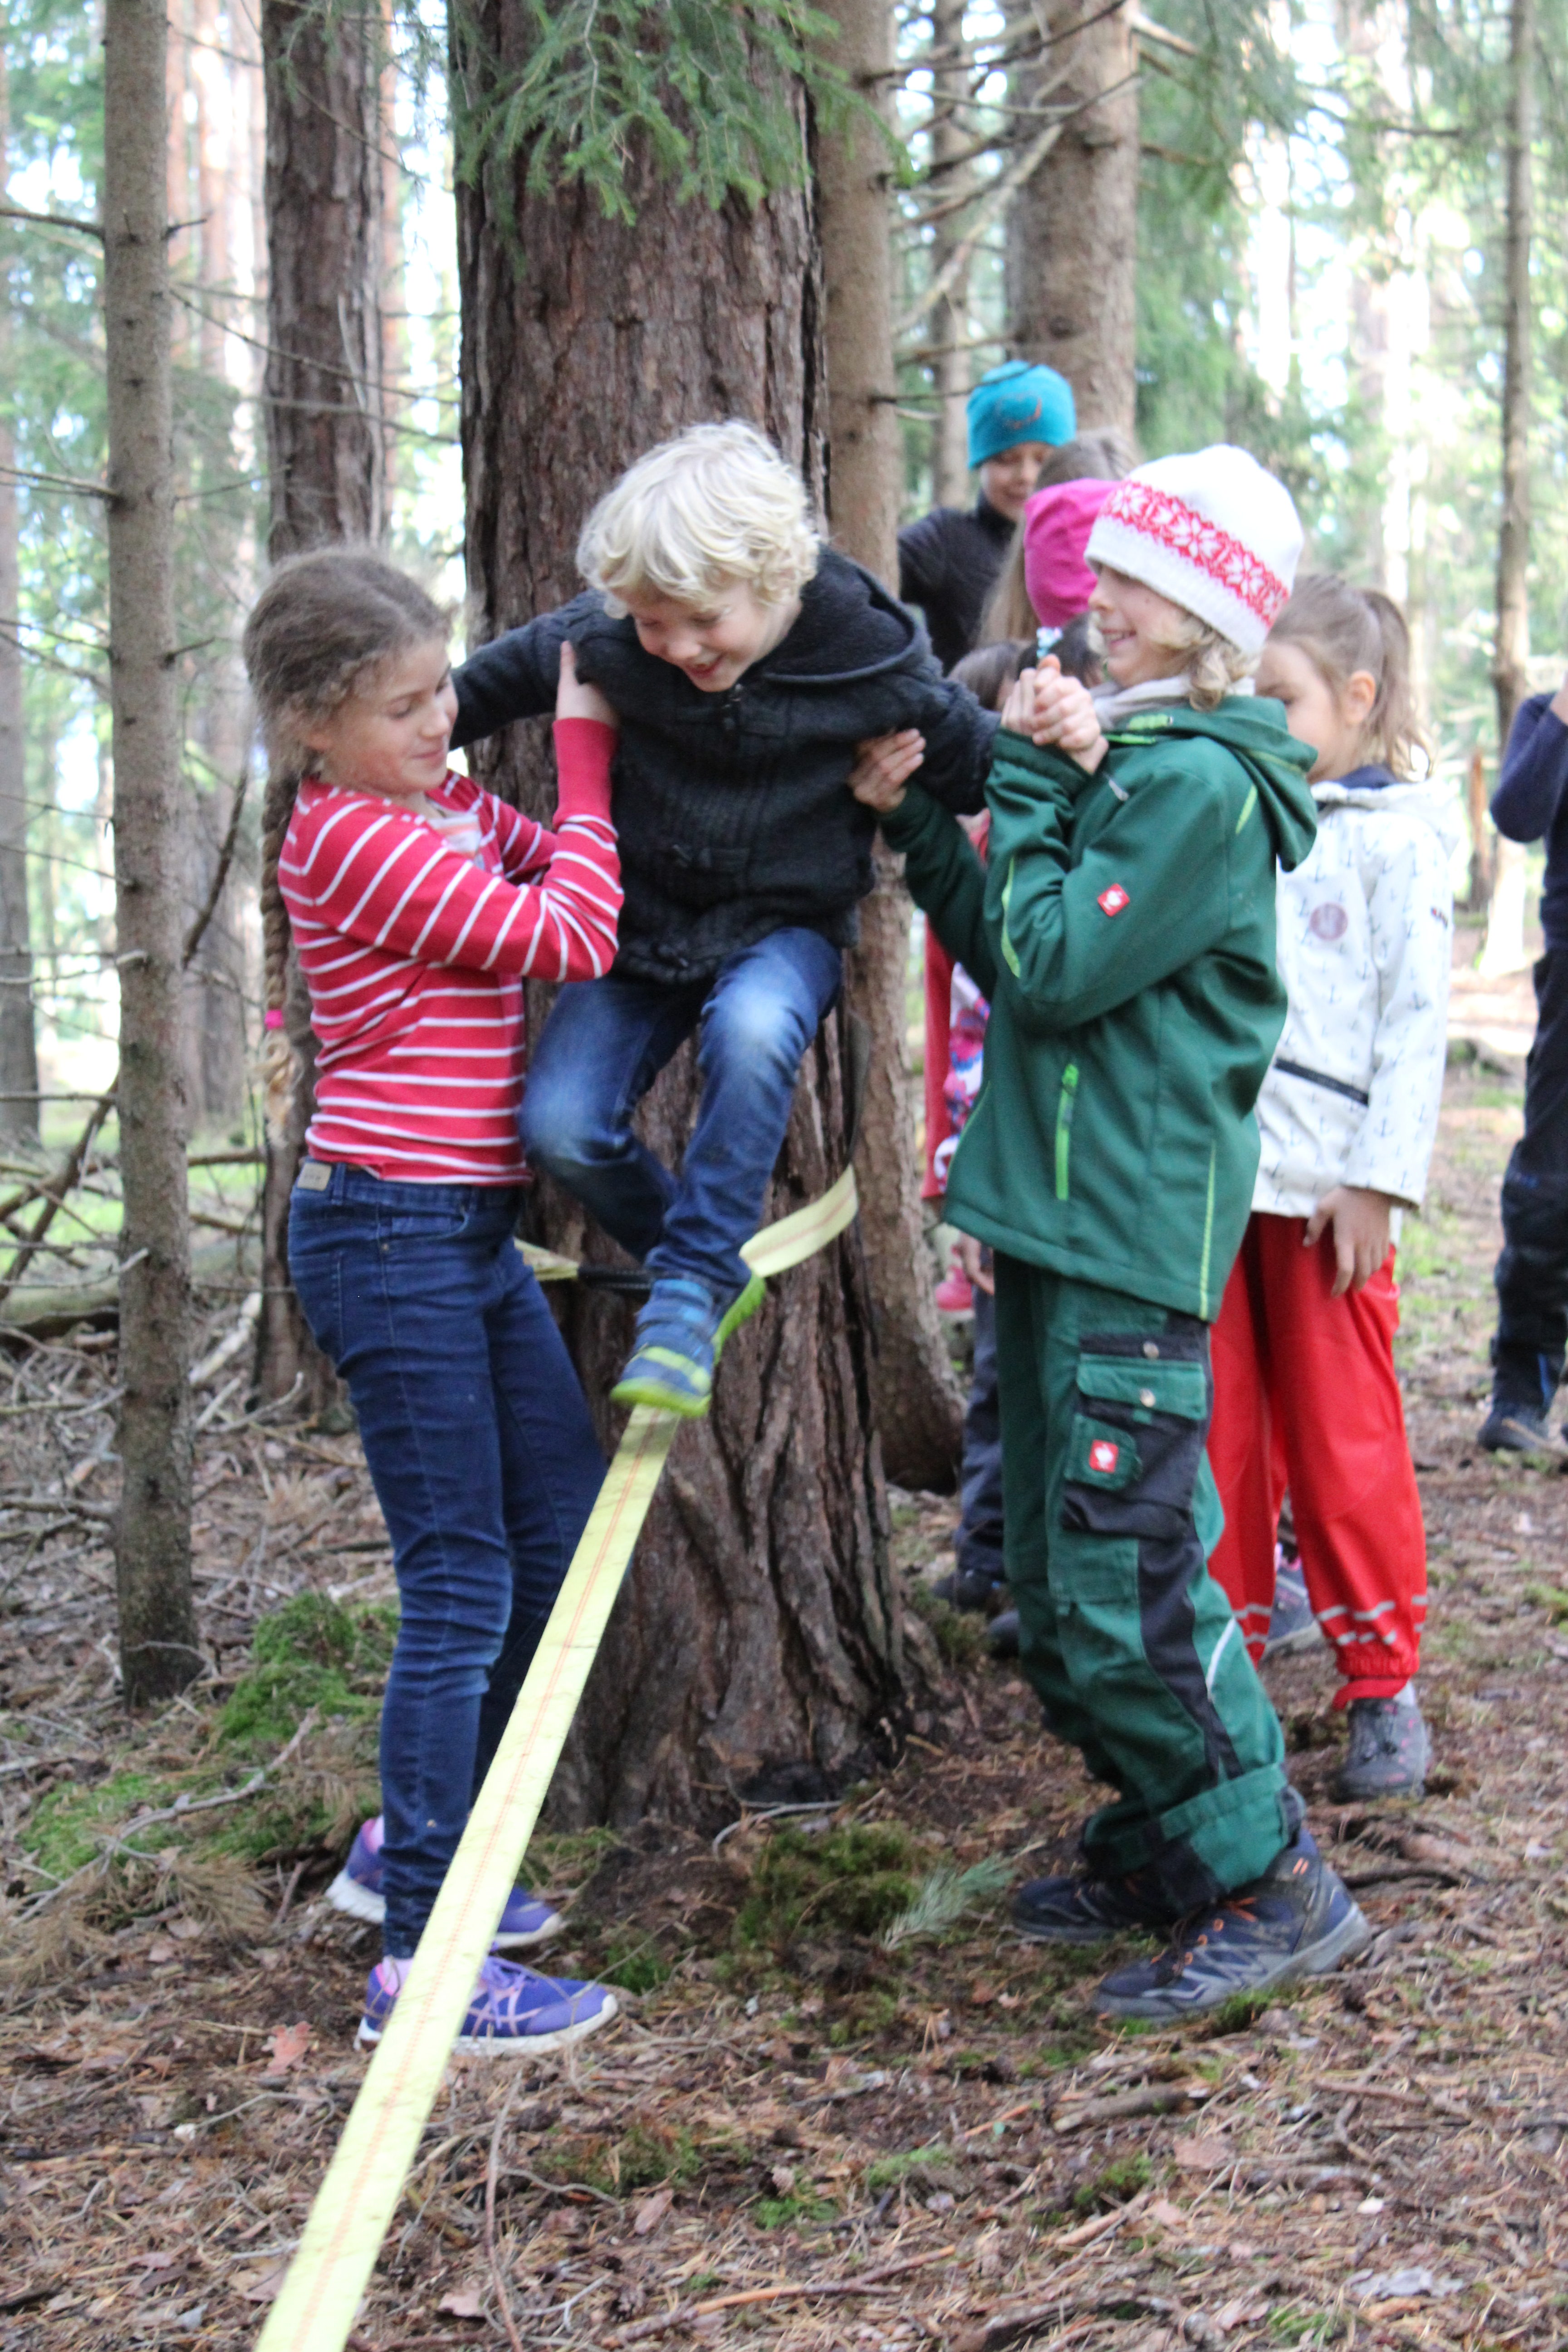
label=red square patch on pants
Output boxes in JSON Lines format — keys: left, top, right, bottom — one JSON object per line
{"left": 1088, "top": 1438, "right": 1120, "bottom": 1475}
{"left": 1098, "top": 883, "right": 1130, "bottom": 916}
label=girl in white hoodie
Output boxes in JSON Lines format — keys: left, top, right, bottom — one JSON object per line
{"left": 1207, "top": 577, "right": 1453, "bottom": 1800}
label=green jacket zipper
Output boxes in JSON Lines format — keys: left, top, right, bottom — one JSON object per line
{"left": 1054, "top": 1062, "right": 1079, "bottom": 1200}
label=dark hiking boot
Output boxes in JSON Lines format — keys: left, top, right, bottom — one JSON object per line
{"left": 1264, "top": 1551, "right": 1322, "bottom": 1657}
{"left": 1330, "top": 1693, "right": 1431, "bottom": 1801}
{"left": 988, "top": 1608, "right": 1020, "bottom": 1659}
{"left": 1012, "top": 1866, "right": 1176, "bottom": 1946}
{"left": 931, "top": 1567, "right": 1009, "bottom": 1615}
{"left": 1094, "top": 1828, "right": 1370, "bottom": 2020}
{"left": 1480, "top": 1343, "right": 1563, "bottom": 1455}
{"left": 1478, "top": 1396, "right": 1563, "bottom": 1455}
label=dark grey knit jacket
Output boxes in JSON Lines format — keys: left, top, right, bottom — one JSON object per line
{"left": 451, "top": 549, "right": 998, "bottom": 984}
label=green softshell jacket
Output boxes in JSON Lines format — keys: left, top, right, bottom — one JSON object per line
{"left": 885, "top": 696, "right": 1318, "bottom": 1320}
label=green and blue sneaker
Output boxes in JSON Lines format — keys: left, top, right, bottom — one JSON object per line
{"left": 612, "top": 1273, "right": 769, "bottom": 1416}
{"left": 611, "top": 1277, "right": 719, "bottom": 1416}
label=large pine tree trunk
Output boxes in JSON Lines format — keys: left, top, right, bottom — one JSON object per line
{"left": 818, "top": 0, "right": 964, "bottom": 1492}
{"left": 105, "top": 0, "right": 200, "bottom": 1706}
{"left": 0, "top": 52, "right": 39, "bottom": 1150}
{"left": 454, "top": 30, "right": 912, "bottom": 1823}
{"left": 1006, "top": 0, "right": 1138, "bottom": 433}
{"left": 254, "top": 0, "right": 387, "bottom": 1405}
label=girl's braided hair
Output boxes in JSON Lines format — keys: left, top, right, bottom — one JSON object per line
{"left": 1266, "top": 573, "right": 1426, "bottom": 778}
{"left": 242, "top": 548, "right": 447, "bottom": 1133}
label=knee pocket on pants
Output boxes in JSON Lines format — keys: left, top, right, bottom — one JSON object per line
{"left": 1060, "top": 1325, "right": 1210, "bottom": 1545}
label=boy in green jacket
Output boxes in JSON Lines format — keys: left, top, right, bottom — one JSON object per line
{"left": 853, "top": 447, "right": 1372, "bottom": 2019}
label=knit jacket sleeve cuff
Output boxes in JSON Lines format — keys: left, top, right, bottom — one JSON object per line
{"left": 551, "top": 718, "right": 617, "bottom": 823}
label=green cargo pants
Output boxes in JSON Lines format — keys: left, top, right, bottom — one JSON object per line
{"left": 994, "top": 1255, "right": 1298, "bottom": 1912}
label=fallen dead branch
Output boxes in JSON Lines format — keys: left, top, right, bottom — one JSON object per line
{"left": 1050, "top": 2081, "right": 1212, "bottom": 2132}
{"left": 1, "top": 1491, "right": 115, "bottom": 1523}
{"left": 604, "top": 2242, "right": 960, "bottom": 2347}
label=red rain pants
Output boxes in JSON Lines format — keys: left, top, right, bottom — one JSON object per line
{"left": 1208, "top": 1212, "right": 1426, "bottom": 1703}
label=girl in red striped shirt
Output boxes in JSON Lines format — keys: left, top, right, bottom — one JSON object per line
{"left": 245, "top": 549, "right": 622, "bottom": 2055}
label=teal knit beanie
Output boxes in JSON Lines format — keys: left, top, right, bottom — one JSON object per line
{"left": 966, "top": 360, "right": 1076, "bottom": 470}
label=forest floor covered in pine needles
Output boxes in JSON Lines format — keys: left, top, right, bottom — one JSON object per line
{"left": 5, "top": 1049, "right": 1568, "bottom": 2352}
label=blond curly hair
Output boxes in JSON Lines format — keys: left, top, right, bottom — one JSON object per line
{"left": 578, "top": 421, "right": 820, "bottom": 616}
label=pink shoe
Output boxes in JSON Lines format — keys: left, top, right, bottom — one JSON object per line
{"left": 935, "top": 1256, "right": 974, "bottom": 1313}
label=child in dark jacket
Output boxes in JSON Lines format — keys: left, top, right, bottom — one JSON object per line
{"left": 1479, "top": 679, "right": 1568, "bottom": 1451}
{"left": 451, "top": 421, "right": 998, "bottom": 1414}
{"left": 897, "top": 361, "right": 1077, "bottom": 671}
{"left": 853, "top": 446, "right": 1372, "bottom": 2020}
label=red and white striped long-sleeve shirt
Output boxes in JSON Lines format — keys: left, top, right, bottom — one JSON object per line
{"left": 279, "top": 718, "right": 620, "bottom": 1183}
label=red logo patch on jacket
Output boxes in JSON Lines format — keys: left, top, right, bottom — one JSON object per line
{"left": 1097, "top": 883, "right": 1130, "bottom": 917}
{"left": 1088, "top": 1438, "right": 1120, "bottom": 1475}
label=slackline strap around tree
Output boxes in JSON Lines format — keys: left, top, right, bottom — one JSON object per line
{"left": 256, "top": 1162, "right": 860, "bottom": 2352}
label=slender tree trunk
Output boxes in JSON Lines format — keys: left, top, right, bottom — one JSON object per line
{"left": 0, "top": 53, "right": 39, "bottom": 1148}
{"left": 260, "top": 0, "right": 385, "bottom": 556}
{"left": 105, "top": 0, "right": 200, "bottom": 1706}
{"left": 255, "top": 0, "right": 387, "bottom": 1405}
{"left": 818, "top": 0, "right": 964, "bottom": 1491}
{"left": 928, "top": 0, "right": 975, "bottom": 509}
{"left": 1483, "top": 0, "right": 1534, "bottom": 978}
{"left": 179, "top": 0, "right": 249, "bottom": 1129}
{"left": 455, "top": 21, "right": 912, "bottom": 1823}
{"left": 1006, "top": 0, "right": 1138, "bottom": 432}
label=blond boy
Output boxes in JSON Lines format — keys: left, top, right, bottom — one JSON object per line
{"left": 453, "top": 421, "right": 998, "bottom": 1410}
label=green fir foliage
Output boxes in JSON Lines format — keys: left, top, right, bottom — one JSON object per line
{"left": 451, "top": 0, "right": 859, "bottom": 224}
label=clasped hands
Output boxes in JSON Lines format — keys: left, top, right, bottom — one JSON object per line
{"left": 848, "top": 658, "right": 1107, "bottom": 814}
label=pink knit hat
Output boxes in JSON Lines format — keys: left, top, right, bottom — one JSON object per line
{"left": 1023, "top": 479, "right": 1117, "bottom": 628}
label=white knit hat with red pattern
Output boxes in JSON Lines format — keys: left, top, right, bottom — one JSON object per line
{"left": 1084, "top": 444, "right": 1303, "bottom": 657}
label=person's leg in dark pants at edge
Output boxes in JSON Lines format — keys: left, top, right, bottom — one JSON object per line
{"left": 936, "top": 1255, "right": 1010, "bottom": 1627}
{"left": 1481, "top": 949, "right": 1568, "bottom": 1451}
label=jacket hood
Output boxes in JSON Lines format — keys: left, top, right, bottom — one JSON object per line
{"left": 1104, "top": 694, "right": 1318, "bottom": 872}
{"left": 1313, "top": 769, "right": 1464, "bottom": 856}
{"left": 759, "top": 547, "right": 927, "bottom": 687}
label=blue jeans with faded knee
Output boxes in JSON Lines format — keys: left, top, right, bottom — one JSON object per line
{"left": 287, "top": 1166, "right": 605, "bottom": 1956}
{"left": 521, "top": 928, "right": 843, "bottom": 1299}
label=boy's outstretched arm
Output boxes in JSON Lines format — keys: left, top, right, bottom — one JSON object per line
{"left": 986, "top": 731, "right": 1234, "bottom": 1028}
{"left": 898, "top": 674, "right": 999, "bottom": 816}
{"left": 450, "top": 593, "right": 603, "bottom": 750}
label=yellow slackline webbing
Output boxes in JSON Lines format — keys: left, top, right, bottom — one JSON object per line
{"left": 256, "top": 1163, "right": 859, "bottom": 2352}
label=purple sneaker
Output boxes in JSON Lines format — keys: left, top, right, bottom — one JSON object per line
{"left": 328, "top": 1818, "right": 564, "bottom": 1950}
{"left": 358, "top": 1953, "right": 618, "bottom": 2055}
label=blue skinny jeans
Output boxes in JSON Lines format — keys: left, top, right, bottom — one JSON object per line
{"left": 287, "top": 1165, "right": 605, "bottom": 1957}
{"left": 520, "top": 927, "right": 843, "bottom": 1300}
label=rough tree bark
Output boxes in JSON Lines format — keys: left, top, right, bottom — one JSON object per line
{"left": 254, "top": 0, "right": 387, "bottom": 1404}
{"left": 454, "top": 24, "right": 914, "bottom": 1824}
{"left": 927, "top": 0, "right": 975, "bottom": 509}
{"left": 104, "top": 0, "right": 201, "bottom": 1705}
{"left": 1482, "top": 0, "right": 1534, "bottom": 979}
{"left": 0, "top": 50, "right": 39, "bottom": 1148}
{"left": 1006, "top": 0, "right": 1138, "bottom": 433}
{"left": 818, "top": 0, "right": 964, "bottom": 1492}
